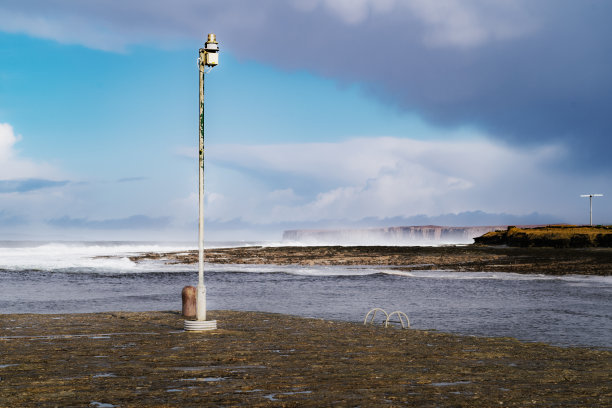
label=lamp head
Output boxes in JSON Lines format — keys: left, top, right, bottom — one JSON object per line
{"left": 203, "top": 33, "right": 219, "bottom": 67}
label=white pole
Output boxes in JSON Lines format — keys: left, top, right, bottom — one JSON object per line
{"left": 581, "top": 194, "right": 603, "bottom": 227}
{"left": 196, "top": 47, "right": 207, "bottom": 321}
{"left": 185, "top": 34, "right": 218, "bottom": 331}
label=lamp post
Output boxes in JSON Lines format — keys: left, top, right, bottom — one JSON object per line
{"left": 185, "top": 33, "right": 219, "bottom": 331}
{"left": 580, "top": 193, "right": 603, "bottom": 226}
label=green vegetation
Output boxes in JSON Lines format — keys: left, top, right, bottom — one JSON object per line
{"left": 474, "top": 225, "right": 612, "bottom": 248}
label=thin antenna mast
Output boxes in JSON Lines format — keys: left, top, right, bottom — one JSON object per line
{"left": 580, "top": 194, "right": 604, "bottom": 226}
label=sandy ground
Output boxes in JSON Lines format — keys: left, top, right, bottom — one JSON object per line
{"left": 131, "top": 245, "right": 612, "bottom": 275}
{"left": 1, "top": 311, "right": 610, "bottom": 407}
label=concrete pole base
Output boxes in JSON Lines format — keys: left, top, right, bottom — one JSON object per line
{"left": 184, "top": 319, "right": 217, "bottom": 331}
{"left": 186, "top": 284, "right": 217, "bottom": 331}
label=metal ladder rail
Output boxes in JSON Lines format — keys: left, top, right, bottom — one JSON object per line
{"left": 363, "top": 308, "right": 410, "bottom": 329}
{"left": 363, "top": 308, "right": 389, "bottom": 326}
{"left": 385, "top": 311, "right": 410, "bottom": 329}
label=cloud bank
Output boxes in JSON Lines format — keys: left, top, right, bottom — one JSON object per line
{"left": 48, "top": 215, "right": 172, "bottom": 230}
{"left": 1, "top": 1, "right": 611, "bottom": 169}
{"left": 0, "top": 124, "right": 174, "bottom": 238}
{"left": 201, "top": 135, "right": 594, "bottom": 226}
{"left": 2, "top": 3, "right": 611, "bottom": 239}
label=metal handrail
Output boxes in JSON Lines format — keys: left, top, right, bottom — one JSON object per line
{"left": 363, "top": 308, "right": 410, "bottom": 329}
{"left": 363, "top": 308, "right": 389, "bottom": 326}
{"left": 385, "top": 311, "right": 410, "bottom": 329}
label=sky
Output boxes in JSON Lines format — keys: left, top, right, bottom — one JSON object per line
{"left": 1, "top": 0, "right": 611, "bottom": 241}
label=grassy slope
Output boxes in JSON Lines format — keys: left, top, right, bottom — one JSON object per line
{"left": 475, "top": 225, "right": 612, "bottom": 247}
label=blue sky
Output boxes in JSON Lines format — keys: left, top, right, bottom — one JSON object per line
{"left": 1, "top": 0, "right": 611, "bottom": 241}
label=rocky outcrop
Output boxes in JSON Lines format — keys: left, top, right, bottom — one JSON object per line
{"left": 474, "top": 225, "right": 612, "bottom": 248}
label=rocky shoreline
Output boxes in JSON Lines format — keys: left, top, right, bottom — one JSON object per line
{"left": 130, "top": 245, "right": 612, "bottom": 275}
{"left": 1, "top": 311, "right": 610, "bottom": 406}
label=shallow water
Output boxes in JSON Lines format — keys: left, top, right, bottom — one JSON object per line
{"left": 1, "top": 242, "right": 610, "bottom": 349}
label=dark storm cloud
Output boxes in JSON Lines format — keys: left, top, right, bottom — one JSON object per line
{"left": 224, "top": 1, "right": 612, "bottom": 168}
{"left": 2, "top": 0, "right": 611, "bottom": 167}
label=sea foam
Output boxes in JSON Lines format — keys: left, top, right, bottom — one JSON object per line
{"left": 0, "top": 241, "right": 195, "bottom": 273}
{"left": 1, "top": 241, "right": 610, "bottom": 287}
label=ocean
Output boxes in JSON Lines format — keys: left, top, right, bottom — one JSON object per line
{"left": 1, "top": 241, "right": 610, "bottom": 349}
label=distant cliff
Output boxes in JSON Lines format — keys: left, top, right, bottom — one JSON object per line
{"left": 282, "top": 225, "right": 523, "bottom": 245}
{"left": 474, "top": 225, "right": 612, "bottom": 248}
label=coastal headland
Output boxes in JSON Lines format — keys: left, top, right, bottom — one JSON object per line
{"left": 132, "top": 244, "right": 612, "bottom": 275}
{"left": 282, "top": 225, "right": 512, "bottom": 245}
{"left": 475, "top": 225, "right": 612, "bottom": 248}
{"left": 1, "top": 311, "right": 610, "bottom": 406}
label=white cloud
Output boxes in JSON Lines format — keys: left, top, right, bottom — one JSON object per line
{"left": 0, "top": 123, "right": 20, "bottom": 160}
{"left": 0, "top": 0, "right": 536, "bottom": 53}
{"left": 303, "top": 0, "right": 382, "bottom": 24}
{"left": 210, "top": 136, "right": 563, "bottom": 186}
{"left": 291, "top": 0, "right": 535, "bottom": 46}
{"left": 404, "top": 0, "right": 536, "bottom": 48}
{"left": 0, "top": 123, "right": 77, "bottom": 232}
{"left": 0, "top": 123, "right": 61, "bottom": 179}
{"left": 205, "top": 135, "right": 574, "bottom": 224}
{"left": 0, "top": 8, "right": 128, "bottom": 52}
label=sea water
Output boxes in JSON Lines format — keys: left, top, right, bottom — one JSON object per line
{"left": 0, "top": 241, "right": 610, "bottom": 349}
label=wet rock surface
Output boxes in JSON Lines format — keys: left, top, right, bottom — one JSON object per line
{"left": 1, "top": 311, "right": 610, "bottom": 407}
{"left": 131, "top": 245, "right": 612, "bottom": 275}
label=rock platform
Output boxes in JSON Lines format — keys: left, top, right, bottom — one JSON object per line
{"left": 1, "top": 311, "right": 610, "bottom": 406}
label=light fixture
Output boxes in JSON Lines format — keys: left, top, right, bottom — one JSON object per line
{"left": 203, "top": 33, "right": 219, "bottom": 67}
